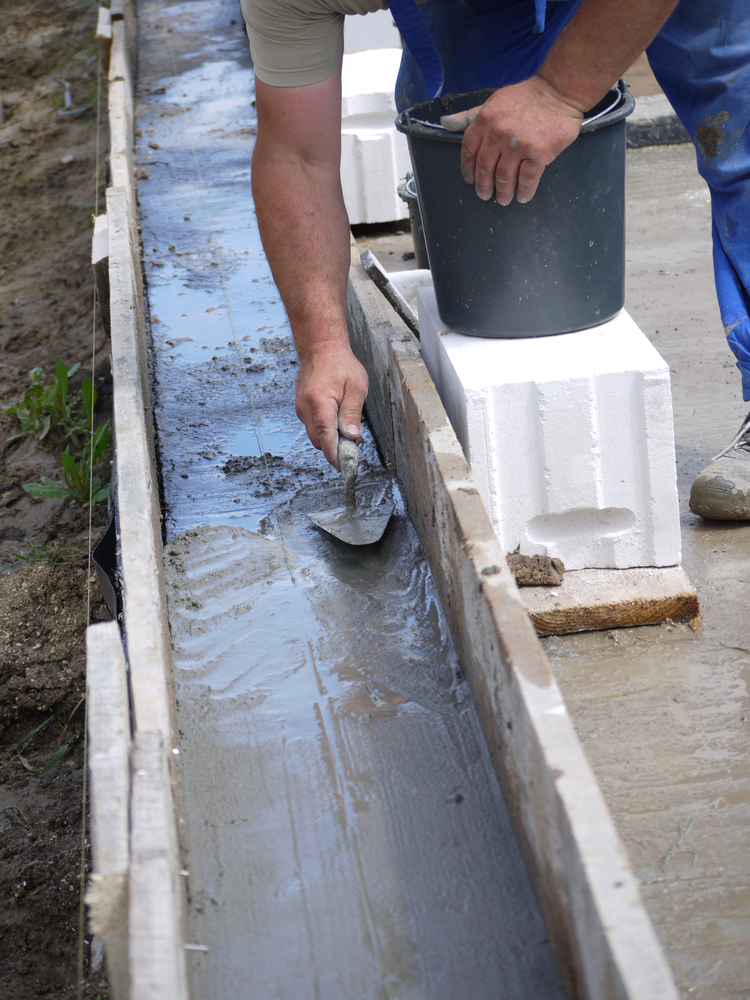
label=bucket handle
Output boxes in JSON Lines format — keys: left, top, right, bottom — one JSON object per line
{"left": 405, "top": 86, "right": 623, "bottom": 135}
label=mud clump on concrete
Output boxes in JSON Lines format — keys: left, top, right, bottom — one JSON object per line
{"left": 506, "top": 547, "right": 565, "bottom": 586}
{"left": 259, "top": 336, "right": 291, "bottom": 354}
{"left": 221, "top": 452, "right": 326, "bottom": 497}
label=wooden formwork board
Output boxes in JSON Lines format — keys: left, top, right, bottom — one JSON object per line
{"left": 97, "top": 6, "right": 112, "bottom": 74}
{"left": 347, "top": 244, "right": 679, "bottom": 1000}
{"left": 107, "top": 184, "right": 188, "bottom": 998}
{"left": 86, "top": 621, "right": 131, "bottom": 1000}
{"left": 107, "top": 188, "right": 174, "bottom": 739}
{"left": 108, "top": 26, "right": 135, "bottom": 210}
{"left": 95, "top": 14, "right": 188, "bottom": 999}
{"left": 129, "top": 732, "right": 190, "bottom": 1000}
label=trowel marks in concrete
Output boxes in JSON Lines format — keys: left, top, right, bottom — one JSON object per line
{"left": 165, "top": 524, "right": 567, "bottom": 1000}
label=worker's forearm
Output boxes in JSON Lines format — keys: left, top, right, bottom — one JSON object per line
{"left": 251, "top": 141, "right": 351, "bottom": 361}
{"left": 251, "top": 118, "right": 368, "bottom": 467}
{"left": 540, "top": 0, "right": 681, "bottom": 111}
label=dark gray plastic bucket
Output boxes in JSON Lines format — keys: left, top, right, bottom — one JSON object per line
{"left": 395, "top": 82, "right": 635, "bottom": 338}
{"left": 397, "top": 173, "right": 430, "bottom": 269}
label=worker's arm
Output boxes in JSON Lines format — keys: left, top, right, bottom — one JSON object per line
{"left": 252, "top": 73, "right": 368, "bottom": 469}
{"left": 441, "top": 0, "right": 681, "bottom": 205}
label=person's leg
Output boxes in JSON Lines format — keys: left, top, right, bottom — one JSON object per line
{"left": 647, "top": 0, "right": 750, "bottom": 518}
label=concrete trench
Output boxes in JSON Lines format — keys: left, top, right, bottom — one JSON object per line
{"left": 85, "top": 1, "right": 749, "bottom": 997}
{"left": 135, "top": 3, "right": 567, "bottom": 997}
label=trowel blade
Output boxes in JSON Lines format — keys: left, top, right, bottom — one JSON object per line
{"left": 306, "top": 503, "right": 394, "bottom": 546}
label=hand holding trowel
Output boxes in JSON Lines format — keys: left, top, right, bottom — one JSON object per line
{"left": 307, "top": 434, "right": 393, "bottom": 545}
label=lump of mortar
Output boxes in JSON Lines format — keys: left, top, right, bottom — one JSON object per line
{"left": 506, "top": 546, "right": 565, "bottom": 587}
{"left": 337, "top": 436, "right": 359, "bottom": 504}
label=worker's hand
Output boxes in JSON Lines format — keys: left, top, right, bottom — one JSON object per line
{"left": 440, "top": 75, "right": 585, "bottom": 206}
{"left": 295, "top": 341, "right": 369, "bottom": 470}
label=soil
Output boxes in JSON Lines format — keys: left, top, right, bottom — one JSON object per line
{"left": 0, "top": 1, "right": 112, "bottom": 996}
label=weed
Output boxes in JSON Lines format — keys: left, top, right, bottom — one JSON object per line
{"left": 18, "top": 744, "right": 68, "bottom": 777}
{"left": 17, "top": 713, "right": 57, "bottom": 749}
{"left": 21, "top": 371, "right": 112, "bottom": 508}
{"left": 8, "top": 538, "right": 86, "bottom": 569}
{"left": 24, "top": 423, "right": 111, "bottom": 508}
{"left": 6, "top": 360, "right": 88, "bottom": 450}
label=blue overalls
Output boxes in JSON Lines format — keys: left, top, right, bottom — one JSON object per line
{"left": 390, "top": 0, "right": 750, "bottom": 400}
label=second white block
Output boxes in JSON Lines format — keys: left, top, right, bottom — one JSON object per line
{"left": 419, "top": 288, "right": 681, "bottom": 571}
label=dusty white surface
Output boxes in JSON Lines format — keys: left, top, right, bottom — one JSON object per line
{"left": 340, "top": 49, "right": 410, "bottom": 225}
{"left": 419, "top": 295, "right": 682, "bottom": 570}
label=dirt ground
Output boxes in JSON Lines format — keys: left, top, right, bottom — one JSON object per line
{"left": 0, "top": 1, "right": 112, "bottom": 996}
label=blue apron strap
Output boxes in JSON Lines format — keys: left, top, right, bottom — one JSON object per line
{"left": 389, "top": 0, "right": 444, "bottom": 99}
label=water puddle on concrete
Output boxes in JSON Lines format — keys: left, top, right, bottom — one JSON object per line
{"left": 138, "top": 2, "right": 569, "bottom": 997}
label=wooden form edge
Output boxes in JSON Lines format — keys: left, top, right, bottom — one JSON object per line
{"left": 347, "top": 243, "right": 679, "bottom": 1000}
{"left": 86, "top": 621, "right": 131, "bottom": 1000}
{"left": 95, "top": 15, "right": 190, "bottom": 999}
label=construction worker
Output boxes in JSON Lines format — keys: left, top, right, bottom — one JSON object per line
{"left": 242, "top": 0, "right": 750, "bottom": 520}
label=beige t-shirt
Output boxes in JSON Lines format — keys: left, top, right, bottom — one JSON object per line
{"left": 241, "top": 0, "right": 391, "bottom": 88}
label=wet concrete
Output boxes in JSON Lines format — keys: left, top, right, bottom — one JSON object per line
{"left": 542, "top": 144, "right": 750, "bottom": 1000}
{"left": 136, "top": 2, "right": 568, "bottom": 997}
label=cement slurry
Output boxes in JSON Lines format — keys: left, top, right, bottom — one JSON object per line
{"left": 543, "top": 144, "right": 750, "bottom": 1000}
{"left": 136, "top": 3, "right": 568, "bottom": 997}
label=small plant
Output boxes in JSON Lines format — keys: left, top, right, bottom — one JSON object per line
{"left": 24, "top": 422, "right": 111, "bottom": 508}
{"left": 6, "top": 359, "right": 89, "bottom": 450}
{"left": 8, "top": 538, "right": 86, "bottom": 569}
{"left": 18, "top": 744, "right": 68, "bottom": 778}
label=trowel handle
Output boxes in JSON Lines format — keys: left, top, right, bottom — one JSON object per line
{"left": 337, "top": 434, "right": 359, "bottom": 506}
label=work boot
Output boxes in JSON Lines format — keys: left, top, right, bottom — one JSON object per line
{"left": 690, "top": 411, "right": 750, "bottom": 519}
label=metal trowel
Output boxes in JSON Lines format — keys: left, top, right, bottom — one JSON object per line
{"left": 307, "top": 435, "right": 394, "bottom": 545}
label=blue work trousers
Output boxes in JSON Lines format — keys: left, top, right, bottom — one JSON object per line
{"left": 393, "top": 0, "right": 750, "bottom": 398}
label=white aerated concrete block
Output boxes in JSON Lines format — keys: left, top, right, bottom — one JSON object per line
{"left": 419, "top": 288, "right": 682, "bottom": 570}
{"left": 340, "top": 49, "right": 410, "bottom": 225}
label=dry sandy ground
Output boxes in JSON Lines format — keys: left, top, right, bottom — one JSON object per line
{"left": 0, "top": 1, "right": 111, "bottom": 996}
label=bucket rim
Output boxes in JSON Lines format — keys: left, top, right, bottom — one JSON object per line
{"left": 395, "top": 79, "right": 635, "bottom": 142}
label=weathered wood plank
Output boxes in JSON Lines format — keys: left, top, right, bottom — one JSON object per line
{"left": 347, "top": 245, "right": 679, "bottom": 1000}
{"left": 109, "top": 19, "right": 133, "bottom": 97}
{"left": 523, "top": 566, "right": 700, "bottom": 636}
{"left": 96, "top": 6, "right": 112, "bottom": 75}
{"left": 108, "top": 22, "right": 134, "bottom": 209}
{"left": 107, "top": 186, "right": 174, "bottom": 739}
{"left": 109, "top": 0, "right": 136, "bottom": 76}
{"left": 85, "top": 621, "right": 130, "bottom": 1000}
{"left": 91, "top": 213, "right": 110, "bottom": 340}
{"left": 129, "top": 731, "right": 189, "bottom": 1000}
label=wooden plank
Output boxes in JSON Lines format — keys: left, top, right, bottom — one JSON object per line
{"left": 347, "top": 244, "right": 679, "bottom": 1000}
{"left": 107, "top": 187, "right": 173, "bottom": 739}
{"left": 129, "top": 731, "right": 189, "bottom": 1000}
{"left": 109, "top": 19, "right": 133, "bottom": 97}
{"left": 523, "top": 566, "right": 700, "bottom": 636}
{"left": 108, "top": 16, "right": 134, "bottom": 208}
{"left": 85, "top": 621, "right": 131, "bottom": 1000}
{"left": 108, "top": 78, "right": 134, "bottom": 209}
{"left": 92, "top": 213, "right": 111, "bottom": 340}
{"left": 97, "top": 6, "right": 112, "bottom": 75}
{"left": 109, "top": 0, "right": 136, "bottom": 75}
